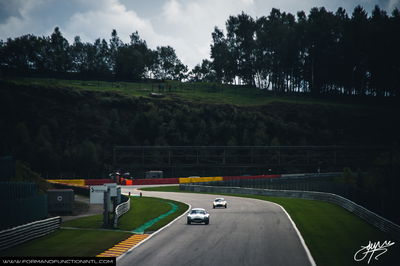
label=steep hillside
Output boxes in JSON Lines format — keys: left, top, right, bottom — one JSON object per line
{"left": 0, "top": 80, "right": 398, "bottom": 176}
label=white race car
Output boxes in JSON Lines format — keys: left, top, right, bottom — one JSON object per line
{"left": 187, "top": 208, "right": 210, "bottom": 225}
{"left": 213, "top": 198, "right": 227, "bottom": 208}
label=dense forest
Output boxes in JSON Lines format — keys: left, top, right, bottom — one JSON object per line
{"left": 1, "top": 5, "right": 399, "bottom": 97}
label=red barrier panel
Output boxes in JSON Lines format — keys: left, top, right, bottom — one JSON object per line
{"left": 84, "top": 179, "right": 114, "bottom": 185}
{"left": 223, "top": 175, "right": 281, "bottom": 181}
{"left": 131, "top": 178, "right": 179, "bottom": 185}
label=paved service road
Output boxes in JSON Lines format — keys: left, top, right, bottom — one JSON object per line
{"left": 118, "top": 187, "right": 313, "bottom": 266}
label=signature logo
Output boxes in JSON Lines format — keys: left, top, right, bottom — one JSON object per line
{"left": 354, "top": 241, "right": 395, "bottom": 264}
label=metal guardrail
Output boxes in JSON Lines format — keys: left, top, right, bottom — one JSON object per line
{"left": 280, "top": 172, "right": 341, "bottom": 179}
{"left": 180, "top": 184, "right": 400, "bottom": 240}
{"left": 113, "top": 195, "right": 130, "bottom": 228}
{"left": 0, "top": 216, "right": 61, "bottom": 251}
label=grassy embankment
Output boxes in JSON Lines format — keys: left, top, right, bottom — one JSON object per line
{"left": 141, "top": 186, "right": 399, "bottom": 266}
{"left": 2, "top": 77, "right": 377, "bottom": 108}
{"left": 0, "top": 196, "right": 188, "bottom": 257}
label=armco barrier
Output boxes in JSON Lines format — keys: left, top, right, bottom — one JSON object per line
{"left": 0, "top": 216, "right": 61, "bottom": 251}
{"left": 180, "top": 184, "right": 400, "bottom": 240}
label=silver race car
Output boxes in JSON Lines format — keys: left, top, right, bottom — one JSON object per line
{"left": 213, "top": 197, "right": 227, "bottom": 208}
{"left": 187, "top": 208, "right": 210, "bottom": 225}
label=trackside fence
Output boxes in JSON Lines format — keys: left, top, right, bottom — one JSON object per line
{"left": 0, "top": 182, "right": 48, "bottom": 230}
{"left": 114, "top": 195, "right": 130, "bottom": 228}
{"left": 180, "top": 184, "right": 400, "bottom": 240}
{"left": 0, "top": 216, "right": 61, "bottom": 251}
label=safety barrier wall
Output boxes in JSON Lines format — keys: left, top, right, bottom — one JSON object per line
{"left": 180, "top": 184, "right": 400, "bottom": 240}
{"left": 179, "top": 176, "right": 223, "bottom": 183}
{"left": 47, "top": 179, "right": 85, "bottom": 186}
{"left": 84, "top": 179, "right": 114, "bottom": 185}
{"left": 127, "top": 178, "right": 180, "bottom": 185}
{"left": 48, "top": 174, "right": 338, "bottom": 187}
{"left": 125, "top": 177, "right": 223, "bottom": 185}
{"left": 0, "top": 216, "right": 61, "bottom": 251}
{"left": 48, "top": 179, "right": 115, "bottom": 186}
{"left": 47, "top": 174, "right": 284, "bottom": 187}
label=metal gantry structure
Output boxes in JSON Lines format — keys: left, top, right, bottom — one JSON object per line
{"left": 112, "top": 145, "right": 392, "bottom": 178}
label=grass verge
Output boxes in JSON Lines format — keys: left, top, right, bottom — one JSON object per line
{"left": 0, "top": 229, "right": 131, "bottom": 257}
{"left": 118, "top": 197, "right": 188, "bottom": 231}
{"left": 0, "top": 196, "right": 188, "bottom": 257}
{"left": 141, "top": 185, "right": 399, "bottom": 266}
{"left": 62, "top": 196, "right": 188, "bottom": 231}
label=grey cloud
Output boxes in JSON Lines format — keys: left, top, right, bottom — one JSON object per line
{"left": 382, "top": 0, "right": 400, "bottom": 11}
{"left": 253, "top": 0, "right": 400, "bottom": 17}
{"left": 120, "top": 0, "right": 166, "bottom": 17}
{"left": 0, "top": 0, "right": 23, "bottom": 23}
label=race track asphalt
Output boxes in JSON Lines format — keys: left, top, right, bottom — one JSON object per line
{"left": 117, "top": 187, "right": 313, "bottom": 266}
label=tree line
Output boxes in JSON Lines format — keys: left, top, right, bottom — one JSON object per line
{"left": 0, "top": 28, "right": 187, "bottom": 82}
{"left": 204, "top": 5, "right": 400, "bottom": 96}
{"left": 1, "top": 5, "right": 399, "bottom": 96}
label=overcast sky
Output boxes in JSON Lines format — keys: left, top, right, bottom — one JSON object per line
{"left": 0, "top": 0, "right": 399, "bottom": 69}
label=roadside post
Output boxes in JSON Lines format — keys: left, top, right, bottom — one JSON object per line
{"left": 103, "top": 189, "right": 110, "bottom": 228}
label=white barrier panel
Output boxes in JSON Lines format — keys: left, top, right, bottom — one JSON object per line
{"left": 90, "top": 185, "right": 107, "bottom": 204}
{"left": 0, "top": 217, "right": 61, "bottom": 251}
